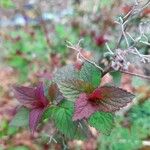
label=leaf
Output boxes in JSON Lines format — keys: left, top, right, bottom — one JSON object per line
{"left": 88, "top": 111, "right": 114, "bottom": 135}
{"left": 29, "top": 108, "right": 44, "bottom": 134}
{"left": 80, "top": 62, "right": 102, "bottom": 88}
{"left": 10, "top": 107, "right": 29, "bottom": 127}
{"left": 9, "top": 146, "right": 30, "bottom": 150}
{"left": 99, "top": 124, "right": 142, "bottom": 150}
{"left": 54, "top": 64, "right": 79, "bottom": 82}
{"left": 50, "top": 100, "right": 87, "bottom": 139}
{"left": 58, "top": 79, "right": 94, "bottom": 101}
{"left": 13, "top": 82, "right": 48, "bottom": 109}
{"left": 0, "top": 0, "right": 15, "bottom": 8}
{"left": 48, "top": 83, "right": 58, "bottom": 101}
{"left": 111, "top": 71, "right": 122, "bottom": 86}
{"left": 35, "top": 82, "right": 48, "bottom": 106}
{"left": 13, "top": 86, "right": 37, "bottom": 109}
{"left": 89, "top": 86, "right": 135, "bottom": 112}
{"left": 100, "top": 0, "right": 113, "bottom": 8}
{"left": 132, "top": 76, "right": 146, "bottom": 88}
{"left": 73, "top": 93, "right": 99, "bottom": 121}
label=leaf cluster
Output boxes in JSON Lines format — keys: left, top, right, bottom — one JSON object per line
{"left": 10, "top": 62, "right": 135, "bottom": 140}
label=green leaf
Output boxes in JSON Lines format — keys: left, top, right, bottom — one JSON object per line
{"left": 132, "top": 76, "right": 146, "bottom": 88}
{"left": 80, "top": 62, "right": 102, "bottom": 88}
{"left": 54, "top": 64, "right": 94, "bottom": 101}
{"left": 54, "top": 64, "right": 79, "bottom": 82}
{"left": 88, "top": 111, "right": 114, "bottom": 135}
{"left": 58, "top": 79, "right": 94, "bottom": 101}
{"left": 55, "top": 25, "right": 66, "bottom": 38}
{"left": 49, "top": 100, "right": 87, "bottom": 139}
{"left": 10, "top": 107, "right": 29, "bottom": 127}
{"left": 99, "top": 125, "right": 142, "bottom": 150}
{"left": 100, "top": 0, "right": 113, "bottom": 8}
{"left": 9, "top": 146, "right": 30, "bottom": 150}
{"left": 7, "top": 127, "right": 18, "bottom": 136}
{"left": 111, "top": 71, "right": 122, "bottom": 86}
{"left": 0, "top": 0, "right": 15, "bottom": 8}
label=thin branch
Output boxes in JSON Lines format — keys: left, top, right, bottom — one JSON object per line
{"left": 120, "top": 69, "right": 150, "bottom": 80}
{"left": 140, "top": 41, "right": 150, "bottom": 46}
{"left": 66, "top": 41, "right": 104, "bottom": 72}
{"left": 116, "top": 0, "right": 150, "bottom": 49}
{"left": 105, "top": 42, "right": 114, "bottom": 54}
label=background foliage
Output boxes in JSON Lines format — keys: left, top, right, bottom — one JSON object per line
{"left": 0, "top": 0, "right": 150, "bottom": 149}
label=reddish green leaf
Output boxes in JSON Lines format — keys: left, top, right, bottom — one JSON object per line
{"left": 29, "top": 108, "right": 44, "bottom": 134}
{"left": 73, "top": 93, "right": 99, "bottom": 121}
{"left": 58, "top": 79, "right": 94, "bottom": 102}
{"left": 13, "top": 82, "right": 49, "bottom": 134}
{"left": 89, "top": 86, "right": 135, "bottom": 112}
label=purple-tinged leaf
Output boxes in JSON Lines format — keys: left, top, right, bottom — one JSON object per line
{"left": 29, "top": 108, "right": 44, "bottom": 134}
{"left": 14, "top": 83, "right": 49, "bottom": 109}
{"left": 13, "top": 86, "right": 37, "bottom": 109}
{"left": 89, "top": 86, "right": 135, "bottom": 112}
{"left": 58, "top": 79, "right": 94, "bottom": 102}
{"left": 73, "top": 93, "right": 99, "bottom": 121}
{"left": 35, "top": 82, "right": 48, "bottom": 106}
{"left": 13, "top": 82, "right": 50, "bottom": 134}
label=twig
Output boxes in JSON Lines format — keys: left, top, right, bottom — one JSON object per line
{"left": 116, "top": 0, "right": 150, "bottom": 49}
{"left": 105, "top": 42, "right": 114, "bottom": 54}
{"left": 66, "top": 41, "right": 104, "bottom": 72}
{"left": 120, "top": 69, "right": 150, "bottom": 80}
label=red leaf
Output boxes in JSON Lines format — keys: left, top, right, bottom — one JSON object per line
{"left": 73, "top": 93, "right": 99, "bottom": 121}
{"left": 14, "top": 82, "right": 49, "bottom": 109}
{"left": 89, "top": 86, "right": 135, "bottom": 112}
{"left": 29, "top": 108, "right": 44, "bottom": 134}
{"left": 35, "top": 82, "right": 48, "bottom": 106}
{"left": 13, "top": 86, "right": 37, "bottom": 109}
{"left": 14, "top": 82, "right": 50, "bottom": 134}
{"left": 94, "top": 35, "right": 107, "bottom": 46}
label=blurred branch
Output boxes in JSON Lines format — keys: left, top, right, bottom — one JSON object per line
{"left": 120, "top": 69, "right": 150, "bottom": 80}
{"left": 66, "top": 40, "right": 104, "bottom": 72}
{"left": 116, "top": 0, "right": 150, "bottom": 49}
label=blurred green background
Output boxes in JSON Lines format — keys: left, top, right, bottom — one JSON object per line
{"left": 0, "top": 0, "right": 150, "bottom": 150}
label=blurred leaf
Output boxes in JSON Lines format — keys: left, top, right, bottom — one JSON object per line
{"left": 7, "top": 127, "right": 18, "bottom": 136}
{"left": 9, "top": 146, "right": 30, "bottom": 150}
{"left": 9, "top": 56, "right": 28, "bottom": 68}
{"left": 128, "top": 99, "right": 150, "bottom": 138}
{"left": 100, "top": 0, "right": 113, "bottom": 8}
{"left": 8, "top": 56, "right": 29, "bottom": 82}
{"left": 55, "top": 25, "right": 66, "bottom": 39}
{"left": 132, "top": 76, "right": 146, "bottom": 88}
{"left": 0, "top": 0, "right": 15, "bottom": 8}
{"left": 111, "top": 71, "right": 122, "bottom": 86}
{"left": 10, "top": 107, "right": 29, "bottom": 127}
{"left": 99, "top": 125, "right": 142, "bottom": 150}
